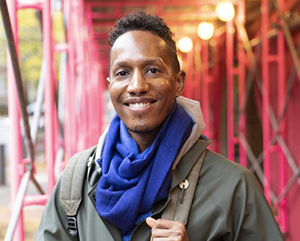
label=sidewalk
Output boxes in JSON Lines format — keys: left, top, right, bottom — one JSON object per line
{"left": 0, "top": 162, "right": 47, "bottom": 240}
{"left": 0, "top": 204, "right": 44, "bottom": 241}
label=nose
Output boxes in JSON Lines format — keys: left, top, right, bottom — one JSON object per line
{"left": 127, "top": 70, "right": 149, "bottom": 96}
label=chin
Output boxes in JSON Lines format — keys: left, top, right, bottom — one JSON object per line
{"left": 126, "top": 123, "right": 160, "bottom": 135}
{"left": 127, "top": 126, "right": 153, "bottom": 134}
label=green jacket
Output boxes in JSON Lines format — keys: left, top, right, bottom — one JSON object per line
{"left": 36, "top": 139, "right": 284, "bottom": 241}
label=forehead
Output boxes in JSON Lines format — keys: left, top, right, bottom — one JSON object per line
{"left": 110, "top": 30, "right": 172, "bottom": 67}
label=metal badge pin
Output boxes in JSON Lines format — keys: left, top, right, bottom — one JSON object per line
{"left": 179, "top": 179, "right": 189, "bottom": 190}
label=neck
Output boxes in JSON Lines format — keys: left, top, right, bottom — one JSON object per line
{"left": 128, "top": 129, "right": 160, "bottom": 153}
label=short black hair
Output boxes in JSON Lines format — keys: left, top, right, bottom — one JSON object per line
{"left": 108, "top": 10, "right": 180, "bottom": 73}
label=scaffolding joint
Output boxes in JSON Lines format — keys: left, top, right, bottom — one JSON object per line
{"left": 22, "top": 158, "right": 35, "bottom": 174}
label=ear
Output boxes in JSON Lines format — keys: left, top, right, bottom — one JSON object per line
{"left": 175, "top": 70, "right": 185, "bottom": 96}
{"left": 106, "top": 77, "right": 111, "bottom": 87}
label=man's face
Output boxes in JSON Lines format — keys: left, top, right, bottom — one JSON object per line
{"left": 108, "top": 30, "right": 184, "bottom": 136}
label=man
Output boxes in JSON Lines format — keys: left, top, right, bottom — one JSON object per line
{"left": 36, "top": 11, "right": 284, "bottom": 241}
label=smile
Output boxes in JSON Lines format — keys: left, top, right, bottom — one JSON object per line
{"left": 123, "top": 98, "right": 157, "bottom": 114}
{"left": 128, "top": 102, "right": 151, "bottom": 108}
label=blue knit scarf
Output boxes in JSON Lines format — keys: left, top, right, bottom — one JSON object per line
{"left": 96, "top": 102, "right": 193, "bottom": 234}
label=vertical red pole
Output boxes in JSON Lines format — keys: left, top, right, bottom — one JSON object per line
{"left": 202, "top": 40, "right": 211, "bottom": 137}
{"left": 277, "top": 0, "right": 287, "bottom": 233}
{"left": 212, "top": 40, "right": 221, "bottom": 152}
{"left": 238, "top": 0, "right": 247, "bottom": 167}
{"left": 181, "top": 52, "right": 188, "bottom": 97}
{"left": 43, "top": 0, "right": 55, "bottom": 193}
{"left": 194, "top": 41, "right": 201, "bottom": 103}
{"left": 63, "top": 58, "right": 71, "bottom": 160}
{"left": 86, "top": 6, "right": 98, "bottom": 141}
{"left": 6, "top": 0, "right": 25, "bottom": 239}
{"left": 186, "top": 50, "right": 194, "bottom": 99}
{"left": 86, "top": 5, "right": 103, "bottom": 141}
{"left": 98, "top": 65, "right": 105, "bottom": 134}
{"left": 261, "top": 0, "right": 271, "bottom": 203}
{"left": 64, "top": 0, "right": 76, "bottom": 159}
{"left": 226, "top": 20, "right": 235, "bottom": 160}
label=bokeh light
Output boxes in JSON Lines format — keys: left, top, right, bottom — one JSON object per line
{"left": 216, "top": 1, "right": 235, "bottom": 22}
{"left": 178, "top": 37, "right": 193, "bottom": 53}
{"left": 197, "top": 22, "right": 215, "bottom": 40}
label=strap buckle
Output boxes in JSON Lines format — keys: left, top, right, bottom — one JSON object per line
{"left": 67, "top": 216, "right": 78, "bottom": 236}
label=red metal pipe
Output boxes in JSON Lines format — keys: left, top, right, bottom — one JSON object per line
{"left": 186, "top": 49, "right": 194, "bottom": 99}
{"left": 43, "top": 0, "right": 56, "bottom": 193}
{"left": 86, "top": 0, "right": 241, "bottom": 8}
{"left": 211, "top": 40, "right": 221, "bottom": 152}
{"left": 194, "top": 41, "right": 201, "bottom": 103}
{"left": 226, "top": 20, "right": 234, "bottom": 160}
{"left": 23, "top": 195, "right": 49, "bottom": 206}
{"left": 17, "top": 1, "right": 43, "bottom": 10}
{"left": 64, "top": 0, "right": 77, "bottom": 159}
{"left": 277, "top": 0, "right": 287, "bottom": 233}
{"left": 202, "top": 40, "right": 211, "bottom": 138}
{"left": 261, "top": 0, "right": 271, "bottom": 203}
{"left": 238, "top": 0, "right": 247, "bottom": 167}
{"left": 6, "top": 0, "right": 24, "bottom": 239}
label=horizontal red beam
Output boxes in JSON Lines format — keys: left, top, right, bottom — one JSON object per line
{"left": 18, "top": 0, "right": 44, "bottom": 10}
{"left": 23, "top": 194, "right": 49, "bottom": 206}
{"left": 91, "top": 19, "right": 216, "bottom": 28}
{"left": 90, "top": 10, "right": 217, "bottom": 20}
{"left": 54, "top": 43, "right": 69, "bottom": 52}
{"left": 86, "top": 0, "right": 240, "bottom": 8}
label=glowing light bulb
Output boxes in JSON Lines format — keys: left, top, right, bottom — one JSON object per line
{"left": 216, "top": 1, "right": 235, "bottom": 22}
{"left": 178, "top": 37, "right": 193, "bottom": 53}
{"left": 197, "top": 22, "right": 215, "bottom": 40}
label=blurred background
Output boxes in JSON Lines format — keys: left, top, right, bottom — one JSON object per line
{"left": 0, "top": 0, "right": 299, "bottom": 240}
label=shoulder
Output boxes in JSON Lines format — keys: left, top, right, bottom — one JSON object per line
{"left": 67, "top": 145, "right": 98, "bottom": 164}
{"left": 197, "top": 149, "right": 280, "bottom": 228}
{"left": 186, "top": 150, "right": 283, "bottom": 240}
{"left": 202, "top": 150, "right": 261, "bottom": 189}
{"left": 199, "top": 150, "right": 264, "bottom": 206}
{"left": 193, "top": 149, "right": 270, "bottom": 222}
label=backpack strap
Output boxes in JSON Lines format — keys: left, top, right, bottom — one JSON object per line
{"left": 161, "top": 149, "right": 207, "bottom": 224}
{"left": 60, "top": 145, "right": 97, "bottom": 236}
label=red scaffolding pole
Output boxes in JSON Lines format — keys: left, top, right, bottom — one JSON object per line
{"left": 201, "top": 40, "right": 212, "bottom": 138}
{"left": 4, "top": 0, "right": 104, "bottom": 239}
{"left": 226, "top": 0, "right": 246, "bottom": 165}
{"left": 43, "top": 0, "right": 56, "bottom": 195}
{"left": 261, "top": 0, "right": 288, "bottom": 234}
{"left": 6, "top": 1, "right": 24, "bottom": 240}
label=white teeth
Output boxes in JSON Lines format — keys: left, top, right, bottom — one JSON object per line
{"left": 128, "top": 102, "right": 150, "bottom": 108}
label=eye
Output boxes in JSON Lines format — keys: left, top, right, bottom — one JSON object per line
{"left": 147, "top": 68, "right": 159, "bottom": 74}
{"left": 115, "top": 70, "right": 128, "bottom": 77}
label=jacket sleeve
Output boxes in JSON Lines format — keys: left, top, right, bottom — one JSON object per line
{"left": 35, "top": 177, "right": 78, "bottom": 241}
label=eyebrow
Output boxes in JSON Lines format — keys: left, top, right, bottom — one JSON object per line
{"left": 142, "top": 58, "right": 169, "bottom": 68}
{"left": 112, "top": 58, "right": 168, "bottom": 70}
{"left": 111, "top": 61, "right": 131, "bottom": 70}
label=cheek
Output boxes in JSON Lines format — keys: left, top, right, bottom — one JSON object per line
{"left": 160, "top": 82, "right": 177, "bottom": 100}
{"left": 109, "top": 82, "right": 126, "bottom": 103}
